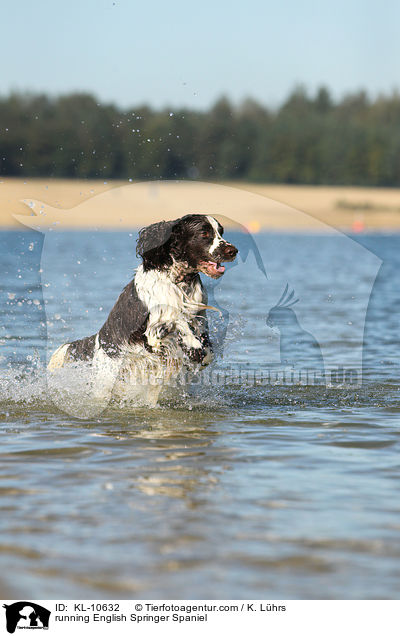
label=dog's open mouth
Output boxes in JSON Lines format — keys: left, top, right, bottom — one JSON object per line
{"left": 198, "top": 260, "right": 226, "bottom": 279}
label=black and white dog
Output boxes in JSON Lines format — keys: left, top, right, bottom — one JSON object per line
{"left": 48, "top": 214, "right": 238, "bottom": 405}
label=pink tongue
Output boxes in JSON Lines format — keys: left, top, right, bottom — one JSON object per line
{"left": 209, "top": 261, "right": 225, "bottom": 274}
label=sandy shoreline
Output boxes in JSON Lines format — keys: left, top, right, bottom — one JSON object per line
{"left": 1, "top": 177, "right": 400, "bottom": 232}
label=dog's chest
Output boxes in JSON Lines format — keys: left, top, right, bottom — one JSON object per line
{"left": 134, "top": 266, "right": 204, "bottom": 315}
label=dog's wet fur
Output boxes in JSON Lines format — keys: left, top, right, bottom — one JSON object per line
{"left": 48, "top": 214, "right": 238, "bottom": 405}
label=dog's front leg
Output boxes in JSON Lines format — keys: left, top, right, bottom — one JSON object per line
{"left": 177, "top": 321, "right": 213, "bottom": 366}
{"left": 146, "top": 320, "right": 176, "bottom": 351}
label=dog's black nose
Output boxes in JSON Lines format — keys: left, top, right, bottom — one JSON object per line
{"left": 224, "top": 244, "right": 238, "bottom": 259}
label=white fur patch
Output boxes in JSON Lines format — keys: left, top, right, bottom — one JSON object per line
{"left": 207, "top": 215, "right": 224, "bottom": 255}
{"left": 134, "top": 264, "right": 206, "bottom": 352}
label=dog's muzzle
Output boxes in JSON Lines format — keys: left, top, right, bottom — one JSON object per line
{"left": 198, "top": 241, "right": 238, "bottom": 279}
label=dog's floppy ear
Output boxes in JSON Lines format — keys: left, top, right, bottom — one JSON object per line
{"left": 136, "top": 219, "right": 178, "bottom": 270}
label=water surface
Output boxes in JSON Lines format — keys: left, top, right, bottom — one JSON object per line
{"left": 1, "top": 230, "right": 399, "bottom": 599}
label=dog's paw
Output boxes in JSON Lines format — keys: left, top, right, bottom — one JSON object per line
{"left": 181, "top": 333, "right": 202, "bottom": 350}
{"left": 147, "top": 323, "right": 175, "bottom": 350}
{"left": 184, "top": 345, "right": 213, "bottom": 366}
{"left": 200, "top": 346, "right": 213, "bottom": 366}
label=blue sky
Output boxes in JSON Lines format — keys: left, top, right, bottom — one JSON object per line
{"left": 2, "top": 0, "right": 400, "bottom": 109}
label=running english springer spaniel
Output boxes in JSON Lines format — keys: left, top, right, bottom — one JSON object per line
{"left": 48, "top": 214, "right": 238, "bottom": 406}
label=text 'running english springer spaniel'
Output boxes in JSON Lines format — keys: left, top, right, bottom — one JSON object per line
{"left": 48, "top": 214, "right": 238, "bottom": 406}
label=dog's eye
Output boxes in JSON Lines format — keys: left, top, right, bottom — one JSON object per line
{"left": 201, "top": 231, "right": 210, "bottom": 238}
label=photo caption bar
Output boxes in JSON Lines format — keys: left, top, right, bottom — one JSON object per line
{"left": 1, "top": 600, "right": 399, "bottom": 635}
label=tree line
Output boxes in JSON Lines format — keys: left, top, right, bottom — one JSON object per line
{"left": 1, "top": 87, "right": 400, "bottom": 185}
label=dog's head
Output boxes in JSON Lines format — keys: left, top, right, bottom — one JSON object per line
{"left": 136, "top": 214, "right": 238, "bottom": 279}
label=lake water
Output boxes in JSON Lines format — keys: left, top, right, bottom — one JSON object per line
{"left": 1, "top": 229, "right": 400, "bottom": 599}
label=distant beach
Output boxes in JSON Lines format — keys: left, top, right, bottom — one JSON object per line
{"left": 2, "top": 177, "right": 400, "bottom": 232}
